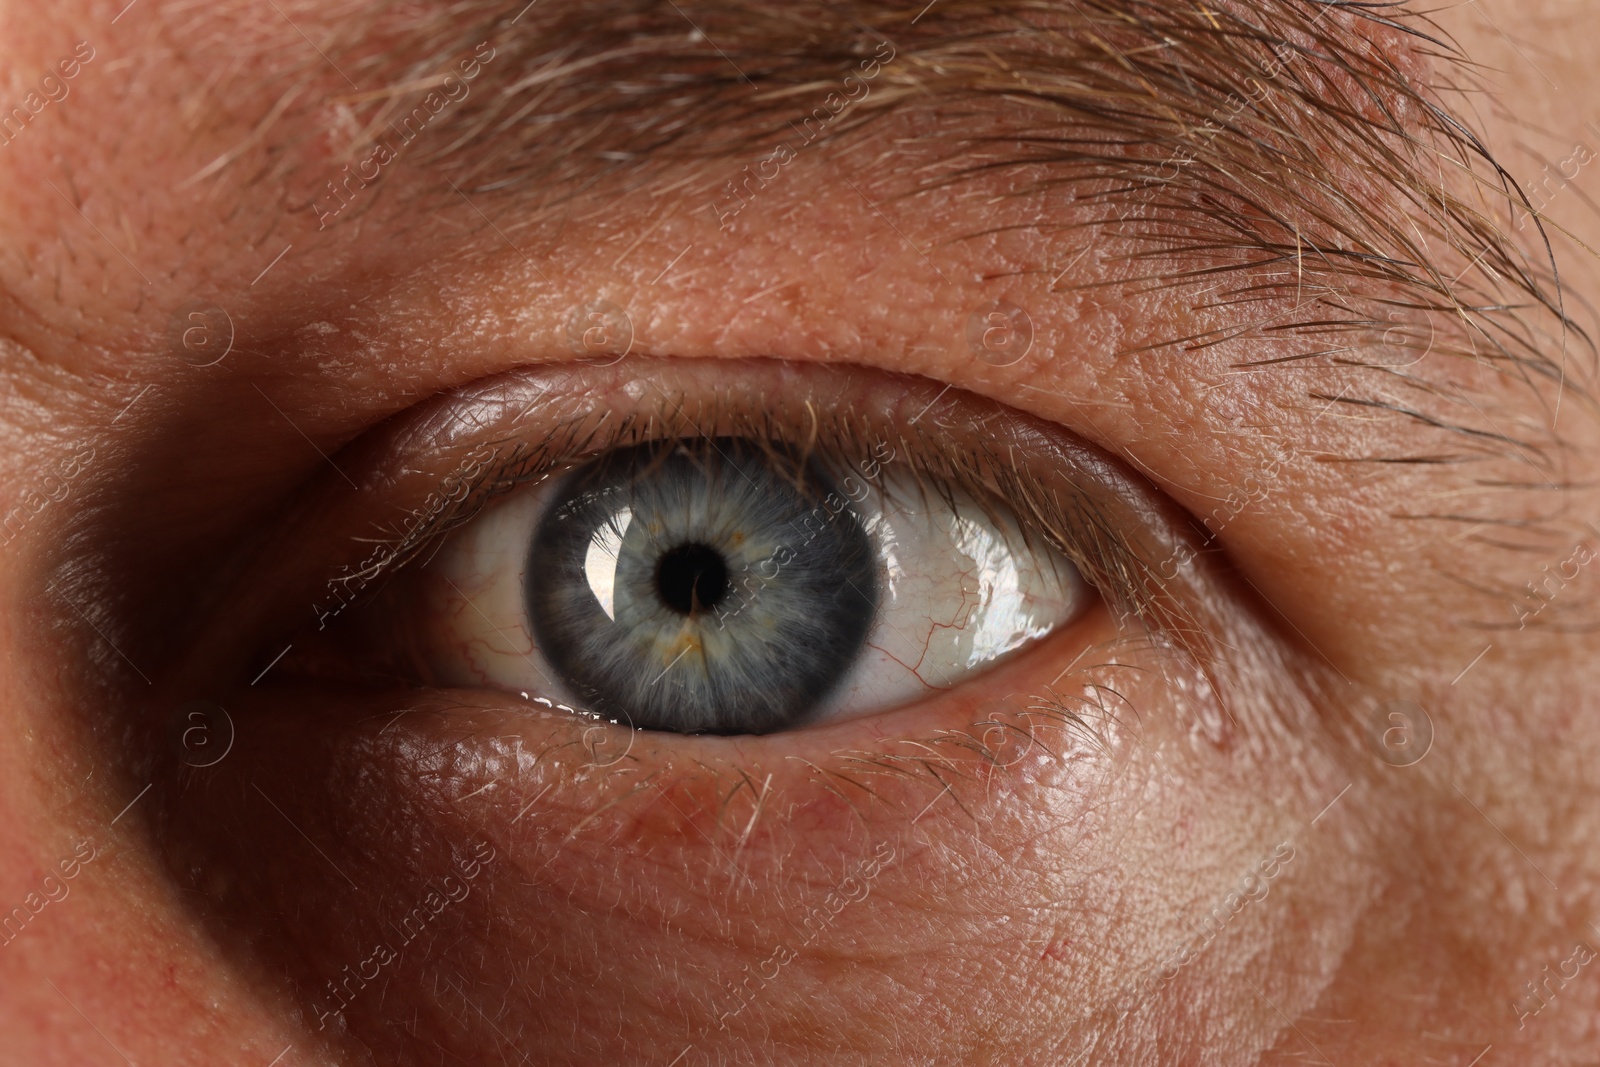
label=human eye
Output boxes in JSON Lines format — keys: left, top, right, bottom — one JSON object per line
{"left": 256, "top": 358, "right": 1196, "bottom": 741}
{"left": 386, "top": 430, "right": 1089, "bottom": 735}
{"left": 334, "top": 387, "right": 1089, "bottom": 734}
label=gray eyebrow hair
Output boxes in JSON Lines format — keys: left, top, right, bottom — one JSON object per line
{"left": 259, "top": 0, "right": 1582, "bottom": 463}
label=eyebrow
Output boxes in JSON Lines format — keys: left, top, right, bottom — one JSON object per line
{"left": 274, "top": 0, "right": 1576, "bottom": 454}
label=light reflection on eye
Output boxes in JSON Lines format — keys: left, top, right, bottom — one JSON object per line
{"left": 583, "top": 505, "right": 632, "bottom": 622}
{"left": 405, "top": 433, "right": 1093, "bottom": 735}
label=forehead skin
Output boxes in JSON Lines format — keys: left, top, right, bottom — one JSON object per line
{"left": 0, "top": 1, "right": 1597, "bottom": 1065}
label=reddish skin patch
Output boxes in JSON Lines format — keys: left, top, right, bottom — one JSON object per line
{"left": 1041, "top": 939, "right": 1074, "bottom": 963}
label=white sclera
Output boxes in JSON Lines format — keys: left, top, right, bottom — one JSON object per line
{"left": 819, "top": 467, "right": 1087, "bottom": 718}
{"left": 420, "top": 458, "right": 1091, "bottom": 725}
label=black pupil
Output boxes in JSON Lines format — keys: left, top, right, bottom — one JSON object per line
{"left": 656, "top": 543, "right": 729, "bottom": 615}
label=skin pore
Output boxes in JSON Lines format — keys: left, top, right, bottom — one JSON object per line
{"left": 0, "top": 0, "right": 1598, "bottom": 1063}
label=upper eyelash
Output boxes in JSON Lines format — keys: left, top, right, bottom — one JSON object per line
{"left": 324, "top": 392, "right": 1207, "bottom": 664}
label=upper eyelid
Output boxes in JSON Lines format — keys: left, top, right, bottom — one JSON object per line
{"left": 116, "top": 359, "right": 1234, "bottom": 712}
{"left": 306, "top": 362, "right": 1219, "bottom": 662}
{"left": 78, "top": 2, "right": 1561, "bottom": 543}
{"left": 144, "top": 358, "right": 1243, "bottom": 712}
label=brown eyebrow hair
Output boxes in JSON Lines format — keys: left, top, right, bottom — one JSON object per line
{"left": 254, "top": 0, "right": 1585, "bottom": 474}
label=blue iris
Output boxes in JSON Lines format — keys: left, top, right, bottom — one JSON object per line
{"left": 528, "top": 439, "right": 878, "bottom": 734}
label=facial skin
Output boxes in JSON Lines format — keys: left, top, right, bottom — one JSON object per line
{"left": 1, "top": 0, "right": 1599, "bottom": 1064}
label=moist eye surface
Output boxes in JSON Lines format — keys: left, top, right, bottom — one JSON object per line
{"left": 333, "top": 366, "right": 1104, "bottom": 732}
{"left": 527, "top": 438, "right": 878, "bottom": 734}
